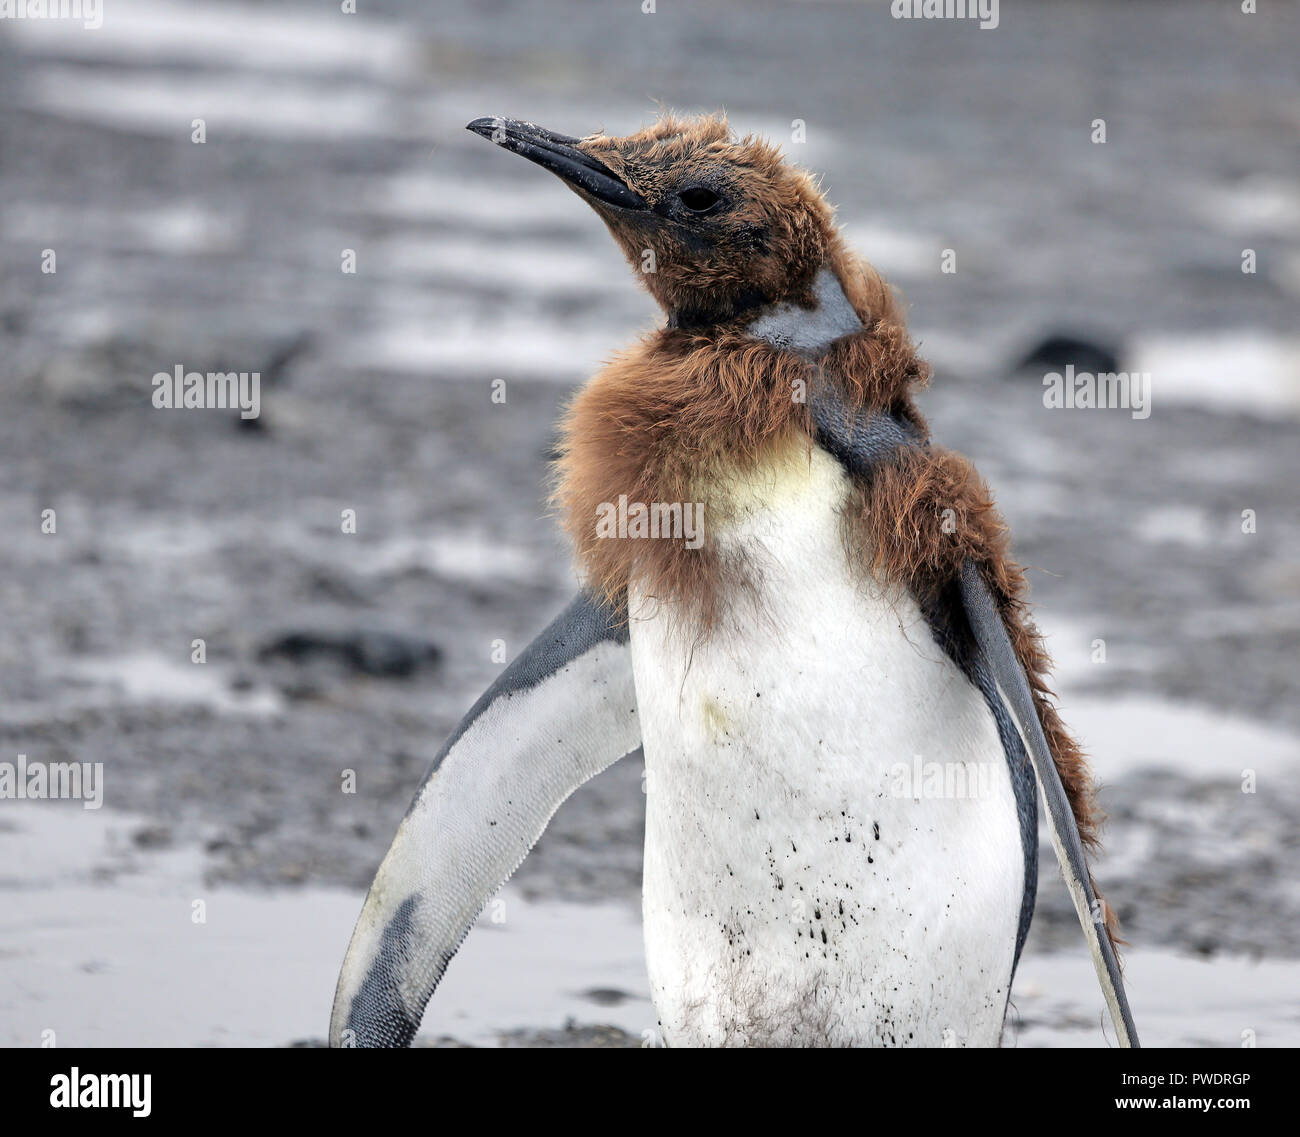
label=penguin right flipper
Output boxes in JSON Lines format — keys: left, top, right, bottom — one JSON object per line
{"left": 329, "top": 588, "right": 640, "bottom": 1047}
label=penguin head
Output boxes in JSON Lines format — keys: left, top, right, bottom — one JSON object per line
{"left": 467, "top": 113, "right": 837, "bottom": 326}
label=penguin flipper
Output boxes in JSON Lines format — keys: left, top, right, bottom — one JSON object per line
{"left": 329, "top": 588, "right": 640, "bottom": 1047}
{"left": 958, "top": 561, "right": 1140, "bottom": 1048}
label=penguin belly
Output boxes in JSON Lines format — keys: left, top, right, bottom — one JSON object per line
{"left": 629, "top": 443, "right": 1024, "bottom": 1048}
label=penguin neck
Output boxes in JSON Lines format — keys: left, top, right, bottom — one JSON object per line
{"left": 664, "top": 265, "right": 863, "bottom": 354}
{"left": 666, "top": 287, "right": 769, "bottom": 332}
{"left": 665, "top": 262, "right": 860, "bottom": 342}
{"left": 743, "top": 267, "right": 863, "bottom": 356}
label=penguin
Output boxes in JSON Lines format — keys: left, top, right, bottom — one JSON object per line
{"left": 329, "top": 114, "right": 1138, "bottom": 1049}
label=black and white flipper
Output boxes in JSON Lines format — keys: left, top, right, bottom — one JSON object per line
{"left": 329, "top": 589, "right": 640, "bottom": 1048}
{"left": 959, "top": 563, "right": 1140, "bottom": 1048}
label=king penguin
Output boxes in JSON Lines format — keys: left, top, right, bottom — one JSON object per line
{"left": 329, "top": 114, "right": 1139, "bottom": 1049}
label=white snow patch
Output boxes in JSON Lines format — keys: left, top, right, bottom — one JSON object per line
{"left": 67, "top": 655, "right": 282, "bottom": 717}
{"left": 1182, "top": 176, "right": 1300, "bottom": 237}
{"left": 353, "top": 533, "right": 544, "bottom": 586}
{"left": 7, "top": 0, "right": 422, "bottom": 80}
{"left": 1133, "top": 333, "right": 1300, "bottom": 418}
{"left": 344, "top": 315, "right": 627, "bottom": 380}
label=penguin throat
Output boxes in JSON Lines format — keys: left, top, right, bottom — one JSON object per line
{"left": 667, "top": 287, "right": 770, "bottom": 331}
{"left": 744, "top": 268, "right": 864, "bottom": 356}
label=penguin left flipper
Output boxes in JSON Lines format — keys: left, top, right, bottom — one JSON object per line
{"left": 958, "top": 563, "right": 1139, "bottom": 1047}
{"left": 329, "top": 589, "right": 640, "bottom": 1047}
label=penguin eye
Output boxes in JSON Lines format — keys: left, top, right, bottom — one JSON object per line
{"left": 678, "top": 186, "right": 722, "bottom": 213}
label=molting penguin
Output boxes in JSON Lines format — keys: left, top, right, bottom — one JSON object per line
{"left": 329, "top": 113, "right": 1138, "bottom": 1049}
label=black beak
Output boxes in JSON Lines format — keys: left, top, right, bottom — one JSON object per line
{"left": 466, "top": 117, "right": 647, "bottom": 212}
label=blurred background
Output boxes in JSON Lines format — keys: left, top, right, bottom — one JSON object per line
{"left": 1, "top": 0, "right": 1297, "bottom": 1047}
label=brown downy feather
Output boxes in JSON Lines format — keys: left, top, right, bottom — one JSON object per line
{"left": 552, "top": 114, "right": 1119, "bottom": 950}
{"left": 577, "top": 114, "right": 838, "bottom": 320}
{"left": 554, "top": 331, "right": 813, "bottom": 632}
{"left": 844, "top": 448, "right": 1120, "bottom": 947}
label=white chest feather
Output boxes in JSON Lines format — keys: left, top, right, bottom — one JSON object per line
{"left": 628, "top": 446, "right": 1023, "bottom": 1047}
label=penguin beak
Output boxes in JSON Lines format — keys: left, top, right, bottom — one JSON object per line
{"left": 466, "top": 117, "right": 647, "bottom": 212}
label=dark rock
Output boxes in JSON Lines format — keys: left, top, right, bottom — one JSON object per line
{"left": 1015, "top": 333, "right": 1122, "bottom": 376}
{"left": 257, "top": 629, "right": 442, "bottom": 678}
{"left": 580, "top": 987, "right": 634, "bottom": 1007}
{"left": 257, "top": 330, "right": 314, "bottom": 389}
{"left": 236, "top": 330, "right": 314, "bottom": 432}
{"left": 132, "top": 824, "right": 173, "bottom": 849}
